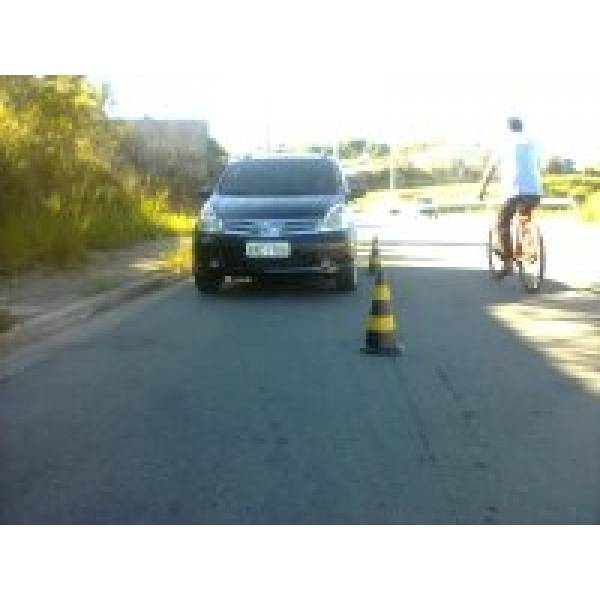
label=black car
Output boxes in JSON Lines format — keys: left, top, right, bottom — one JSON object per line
{"left": 193, "top": 155, "right": 359, "bottom": 293}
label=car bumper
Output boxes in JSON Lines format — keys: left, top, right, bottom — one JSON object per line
{"left": 193, "top": 230, "right": 355, "bottom": 276}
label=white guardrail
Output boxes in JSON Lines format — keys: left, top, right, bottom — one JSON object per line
{"left": 433, "top": 197, "right": 575, "bottom": 212}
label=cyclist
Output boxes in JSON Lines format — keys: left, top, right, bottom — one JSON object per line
{"left": 479, "top": 117, "right": 543, "bottom": 277}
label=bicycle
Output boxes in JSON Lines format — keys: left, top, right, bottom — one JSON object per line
{"left": 487, "top": 201, "right": 545, "bottom": 292}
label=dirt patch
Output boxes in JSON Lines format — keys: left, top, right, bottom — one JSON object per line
{"left": 0, "top": 236, "right": 186, "bottom": 328}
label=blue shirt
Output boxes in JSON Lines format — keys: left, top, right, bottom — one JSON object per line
{"left": 498, "top": 132, "right": 542, "bottom": 198}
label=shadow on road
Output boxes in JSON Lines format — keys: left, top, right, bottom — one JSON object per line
{"left": 378, "top": 240, "right": 599, "bottom": 396}
{"left": 215, "top": 276, "right": 342, "bottom": 299}
{"left": 486, "top": 288, "right": 600, "bottom": 396}
{"left": 202, "top": 255, "right": 600, "bottom": 523}
{"left": 1, "top": 236, "right": 599, "bottom": 524}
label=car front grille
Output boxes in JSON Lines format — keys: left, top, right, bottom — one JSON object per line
{"left": 223, "top": 218, "right": 319, "bottom": 236}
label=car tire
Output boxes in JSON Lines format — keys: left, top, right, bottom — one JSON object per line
{"left": 335, "top": 262, "right": 357, "bottom": 292}
{"left": 194, "top": 271, "right": 222, "bottom": 294}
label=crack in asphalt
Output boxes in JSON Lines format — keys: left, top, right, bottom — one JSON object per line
{"left": 435, "top": 365, "right": 462, "bottom": 406}
{"left": 385, "top": 364, "right": 437, "bottom": 464}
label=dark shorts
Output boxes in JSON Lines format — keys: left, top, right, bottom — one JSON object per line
{"left": 499, "top": 195, "right": 541, "bottom": 225}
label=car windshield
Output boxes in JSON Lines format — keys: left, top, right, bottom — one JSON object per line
{"left": 217, "top": 159, "right": 339, "bottom": 196}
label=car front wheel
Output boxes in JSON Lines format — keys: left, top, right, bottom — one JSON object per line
{"left": 335, "top": 262, "right": 358, "bottom": 292}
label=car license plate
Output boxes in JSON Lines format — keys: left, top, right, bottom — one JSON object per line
{"left": 246, "top": 241, "right": 290, "bottom": 258}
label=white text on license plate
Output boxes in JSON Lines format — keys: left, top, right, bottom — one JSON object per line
{"left": 246, "top": 242, "right": 290, "bottom": 258}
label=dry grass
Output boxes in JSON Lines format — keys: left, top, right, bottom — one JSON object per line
{"left": 578, "top": 193, "right": 600, "bottom": 222}
{"left": 0, "top": 193, "right": 197, "bottom": 274}
{"left": 160, "top": 237, "right": 193, "bottom": 276}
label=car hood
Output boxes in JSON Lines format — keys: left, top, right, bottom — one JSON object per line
{"left": 211, "top": 195, "right": 343, "bottom": 219}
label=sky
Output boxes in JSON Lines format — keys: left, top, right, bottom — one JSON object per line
{"left": 19, "top": 0, "right": 595, "bottom": 162}
{"left": 104, "top": 70, "right": 600, "bottom": 162}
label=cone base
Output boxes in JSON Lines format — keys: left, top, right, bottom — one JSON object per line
{"left": 361, "top": 344, "right": 404, "bottom": 356}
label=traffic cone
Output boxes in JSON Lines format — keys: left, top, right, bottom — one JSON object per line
{"left": 361, "top": 270, "right": 403, "bottom": 356}
{"left": 368, "top": 236, "right": 382, "bottom": 275}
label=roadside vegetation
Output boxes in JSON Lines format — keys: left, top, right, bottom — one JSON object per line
{"left": 161, "top": 237, "right": 193, "bottom": 276}
{"left": 0, "top": 76, "right": 224, "bottom": 274}
{"left": 329, "top": 137, "right": 599, "bottom": 223}
{"left": 544, "top": 175, "right": 600, "bottom": 222}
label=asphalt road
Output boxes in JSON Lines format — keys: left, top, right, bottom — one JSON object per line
{"left": 1, "top": 214, "right": 599, "bottom": 523}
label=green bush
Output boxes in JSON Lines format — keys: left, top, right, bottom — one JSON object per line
{"left": 570, "top": 184, "right": 594, "bottom": 202}
{"left": 0, "top": 76, "right": 203, "bottom": 273}
{"left": 578, "top": 191, "right": 600, "bottom": 222}
{"left": 543, "top": 175, "right": 600, "bottom": 205}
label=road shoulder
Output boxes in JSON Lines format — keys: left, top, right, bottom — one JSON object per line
{"left": 0, "top": 236, "right": 190, "bottom": 358}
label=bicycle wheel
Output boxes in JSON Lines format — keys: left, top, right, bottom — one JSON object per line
{"left": 517, "top": 221, "right": 544, "bottom": 292}
{"left": 487, "top": 227, "right": 505, "bottom": 279}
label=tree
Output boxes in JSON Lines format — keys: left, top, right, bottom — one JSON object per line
{"left": 0, "top": 75, "right": 230, "bottom": 269}
{"left": 339, "top": 139, "right": 367, "bottom": 159}
{"left": 117, "top": 122, "right": 228, "bottom": 204}
{"left": 367, "top": 143, "right": 390, "bottom": 158}
{"left": 546, "top": 155, "right": 576, "bottom": 175}
{"left": 305, "top": 144, "right": 333, "bottom": 155}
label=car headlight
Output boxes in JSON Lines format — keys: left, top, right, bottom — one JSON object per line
{"left": 319, "top": 204, "right": 346, "bottom": 232}
{"left": 200, "top": 202, "right": 223, "bottom": 233}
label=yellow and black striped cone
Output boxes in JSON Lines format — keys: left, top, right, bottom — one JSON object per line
{"left": 361, "top": 270, "right": 403, "bottom": 356}
{"left": 368, "top": 236, "right": 382, "bottom": 275}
